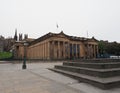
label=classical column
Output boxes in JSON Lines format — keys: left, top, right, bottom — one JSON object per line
{"left": 32, "top": 47, "right": 34, "bottom": 59}
{"left": 43, "top": 43, "right": 45, "bottom": 59}
{"left": 54, "top": 41, "right": 57, "bottom": 59}
{"left": 42, "top": 43, "right": 44, "bottom": 59}
{"left": 44, "top": 42, "right": 46, "bottom": 59}
{"left": 90, "top": 44, "right": 92, "bottom": 58}
{"left": 37, "top": 46, "right": 39, "bottom": 58}
{"left": 35, "top": 46, "right": 37, "bottom": 58}
{"left": 91, "top": 44, "right": 94, "bottom": 58}
{"left": 89, "top": 44, "right": 92, "bottom": 58}
{"left": 32, "top": 47, "right": 34, "bottom": 58}
{"left": 58, "top": 41, "right": 60, "bottom": 59}
{"left": 36, "top": 46, "right": 38, "bottom": 58}
{"left": 41, "top": 44, "right": 43, "bottom": 59}
{"left": 87, "top": 44, "right": 90, "bottom": 59}
{"left": 47, "top": 41, "right": 50, "bottom": 59}
{"left": 45, "top": 42, "right": 46, "bottom": 59}
{"left": 68, "top": 43, "right": 70, "bottom": 59}
{"left": 44, "top": 43, "right": 45, "bottom": 59}
{"left": 93, "top": 45, "right": 95, "bottom": 58}
{"left": 72, "top": 44, "right": 74, "bottom": 58}
{"left": 45, "top": 42, "right": 47, "bottom": 59}
{"left": 63, "top": 42, "right": 65, "bottom": 59}
{"left": 72, "top": 43, "right": 76, "bottom": 59}
{"left": 75, "top": 44, "right": 78, "bottom": 58}
{"left": 94, "top": 45, "right": 96, "bottom": 58}
{"left": 39, "top": 45, "right": 41, "bottom": 59}
{"left": 40, "top": 44, "right": 41, "bottom": 59}
{"left": 66, "top": 42, "right": 69, "bottom": 59}
{"left": 52, "top": 41, "right": 55, "bottom": 59}
{"left": 79, "top": 44, "right": 81, "bottom": 58}
{"left": 49, "top": 41, "right": 52, "bottom": 59}
{"left": 70, "top": 44, "right": 73, "bottom": 59}
{"left": 96, "top": 45, "right": 99, "bottom": 58}
{"left": 31, "top": 48, "right": 32, "bottom": 59}
{"left": 31, "top": 47, "right": 32, "bottom": 59}
{"left": 69, "top": 43, "right": 72, "bottom": 59}
{"left": 92, "top": 45, "right": 94, "bottom": 58}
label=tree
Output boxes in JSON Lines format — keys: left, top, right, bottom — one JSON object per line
{"left": 98, "top": 41, "right": 107, "bottom": 57}
{"left": 106, "top": 42, "right": 120, "bottom": 56}
{"left": 98, "top": 41, "right": 120, "bottom": 57}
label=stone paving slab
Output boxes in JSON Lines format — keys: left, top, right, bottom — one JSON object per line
{"left": 0, "top": 61, "right": 120, "bottom": 93}
{"left": 0, "top": 62, "right": 81, "bottom": 93}
{"left": 28, "top": 68, "right": 78, "bottom": 85}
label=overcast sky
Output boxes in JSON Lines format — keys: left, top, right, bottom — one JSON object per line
{"left": 0, "top": 0, "right": 120, "bottom": 42}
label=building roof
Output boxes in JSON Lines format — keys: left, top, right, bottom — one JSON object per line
{"left": 29, "top": 31, "right": 98, "bottom": 45}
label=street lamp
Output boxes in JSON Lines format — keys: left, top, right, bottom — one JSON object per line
{"left": 22, "top": 42, "right": 28, "bottom": 69}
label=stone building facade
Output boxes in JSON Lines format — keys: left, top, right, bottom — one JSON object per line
{"left": 14, "top": 31, "right": 98, "bottom": 60}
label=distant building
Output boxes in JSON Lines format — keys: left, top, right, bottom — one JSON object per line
{"left": 14, "top": 29, "right": 18, "bottom": 41}
{"left": 14, "top": 31, "right": 98, "bottom": 60}
{"left": 0, "top": 36, "right": 4, "bottom": 52}
{"left": 0, "top": 29, "right": 30, "bottom": 52}
{"left": 3, "top": 29, "right": 18, "bottom": 52}
{"left": 19, "top": 33, "right": 23, "bottom": 41}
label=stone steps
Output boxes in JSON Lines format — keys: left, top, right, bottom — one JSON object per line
{"left": 49, "top": 68, "right": 120, "bottom": 89}
{"left": 73, "top": 59, "right": 120, "bottom": 63}
{"left": 49, "top": 60, "right": 120, "bottom": 89}
{"left": 55, "top": 65, "right": 120, "bottom": 78}
{"left": 63, "top": 62, "right": 120, "bottom": 69}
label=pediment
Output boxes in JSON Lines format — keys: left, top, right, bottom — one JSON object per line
{"left": 55, "top": 31, "right": 68, "bottom": 38}
{"left": 57, "top": 34, "right": 67, "bottom": 38}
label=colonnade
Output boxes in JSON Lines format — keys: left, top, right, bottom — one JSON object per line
{"left": 49, "top": 41, "right": 81, "bottom": 59}
{"left": 86, "top": 44, "right": 98, "bottom": 58}
{"left": 27, "top": 41, "right": 98, "bottom": 60}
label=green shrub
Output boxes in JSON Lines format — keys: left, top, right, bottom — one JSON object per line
{"left": 0, "top": 52, "right": 12, "bottom": 59}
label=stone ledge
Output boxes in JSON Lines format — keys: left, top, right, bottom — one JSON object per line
{"left": 49, "top": 68, "right": 120, "bottom": 89}
{"left": 55, "top": 65, "right": 120, "bottom": 78}
{"left": 63, "top": 62, "right": 120, "bottom": 69}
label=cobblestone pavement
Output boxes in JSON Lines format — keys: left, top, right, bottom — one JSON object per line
{"left": 0, "top": 61, "right": 81, "bottom": 93}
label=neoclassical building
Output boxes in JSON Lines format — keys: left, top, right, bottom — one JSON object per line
{"left": 13, "top": 31, "right": 99, "bottom": 60}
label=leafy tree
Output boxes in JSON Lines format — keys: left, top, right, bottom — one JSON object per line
{"left": 98, "top": 41, "right": 107, "bottom": 57}
{"left": 98, "top": 41, "right": 120, "bottom": 57}
{"left": 106, "top": 42, "right": 120, "bottom": 55}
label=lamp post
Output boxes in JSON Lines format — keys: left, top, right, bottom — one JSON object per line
{"left": 22, "top": 42, "right": 28, "bottom": 69}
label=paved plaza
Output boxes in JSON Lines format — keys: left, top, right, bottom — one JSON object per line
{"left": 0, "top": 61, "right": 120, "bottom": 93}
